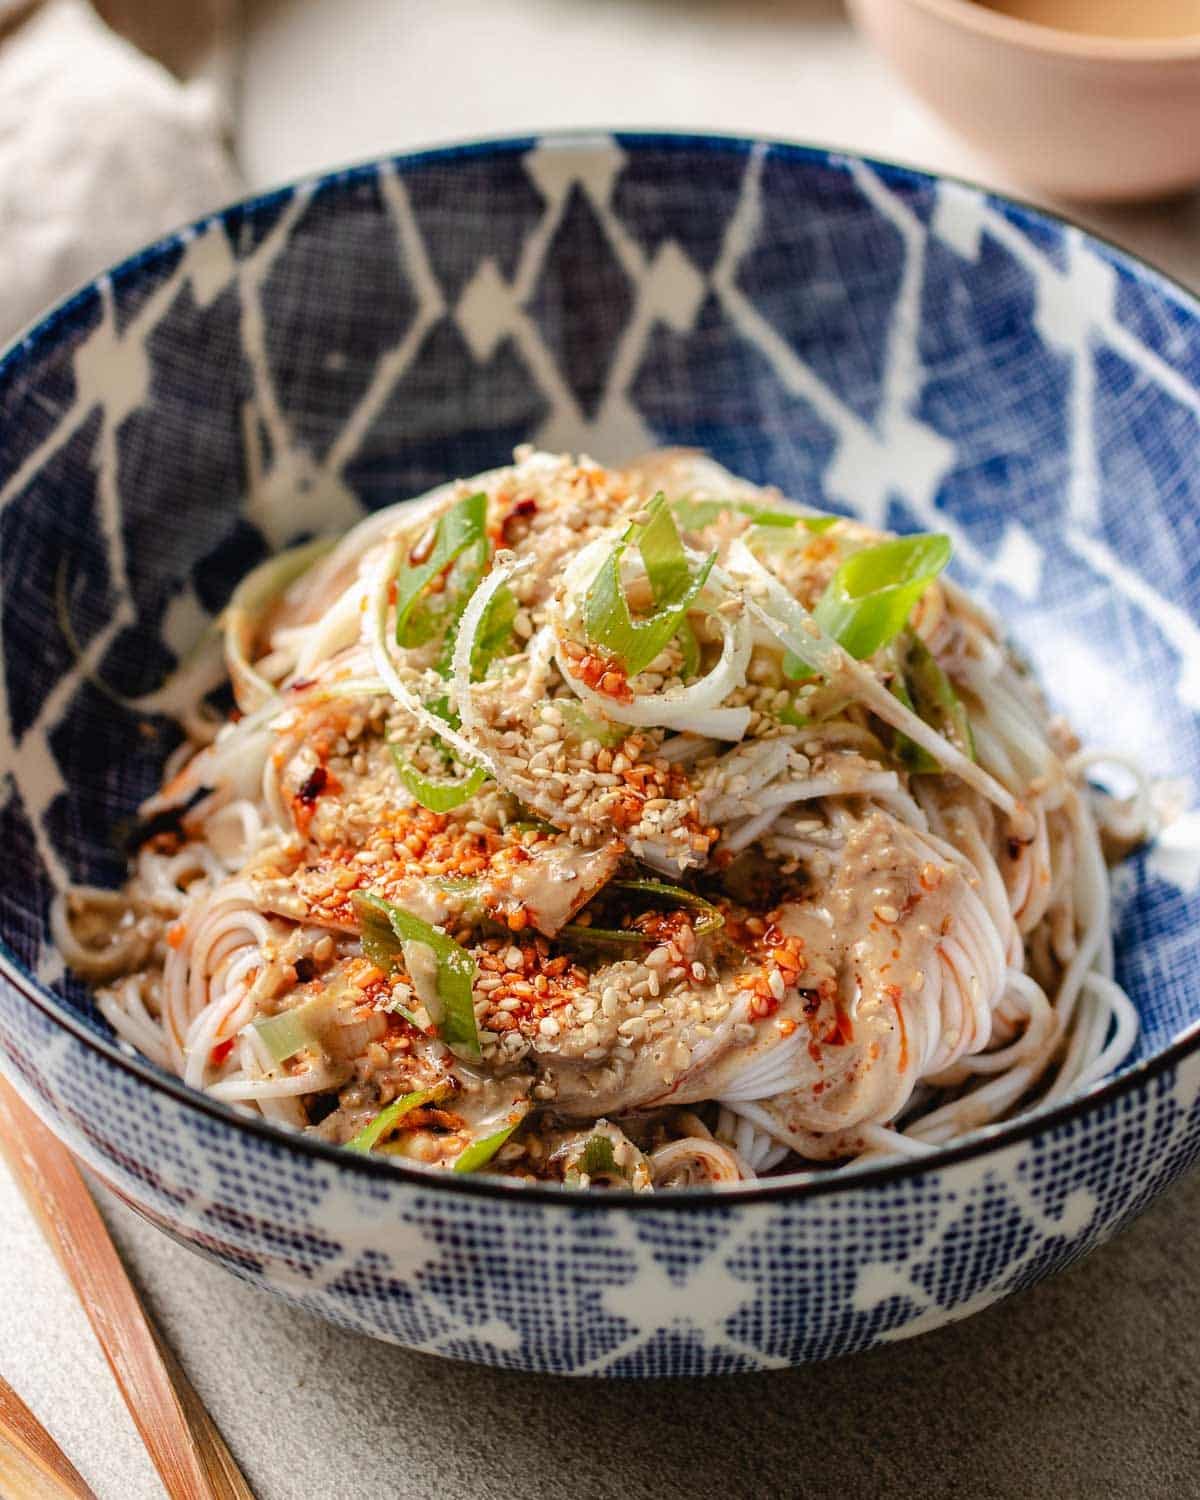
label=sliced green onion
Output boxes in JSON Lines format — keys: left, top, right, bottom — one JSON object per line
{"left": 557, "top": 700, "right": 628, "bottom": 748}
{"left": 558, "top": 1127, "right": 651, "bottom": 1189}
{"left": 903, "top": 632, "right": 976, "bottom": 763}
{"left": 813, "top": 533, "right": 951, "bottom": 661}
{"left": 390, "top": 745, "right": 489, "bottom": 812}
{"left": 347, "top": 1081, "right": 451, "bottom": 1154}
{"left": 676, "top": 616, "right": 701, "bottom": 678}
{"left": 610, "top": 879, "right": 724, "bottom": 936}
{"left": 394, "top": 492, "right": 488, "bottom": 648}
{"left": 383, "top": 1001, "right": 429, "bottom": 1032}
{"left": 469, "top": 582, "right": 518, "bottom": 679}
{"left": 639, "top": 492, "right": 695, "bottom": 602}
{"left": 558, "top": 923, "right": 651, "bottom": 947}
{"left": 577, "top": 1135, "right": 619, "bottom": 1177}
{"left": 672, "top": 496, "right": 837, "bottom": 533}
{"left": 584, "top": 493, "right": 715, "bottom": 676}
{"left": 888, "top": 662, "right": 940, "bottom": 775}
{"left": 560, "top": 878, "right": 724, "bottom": 946}
{"left": 251, "top": 980, "right": 350, "bottom": 1064}
{"left": 452, "top": 1106, "right": 529, "bottom": 1173}
{"left": 353, "top": 891, "right": 480, "bottom": 1060}
{"left": 252, "top": 1006, "right": 317, "bottom": 1065}
{"left": 776, "top": 698, "right": 812, "bottom": 731}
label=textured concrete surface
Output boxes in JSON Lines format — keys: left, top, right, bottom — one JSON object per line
{"left": 3, "top": 1156, "right": 1198, "bottom": 1499}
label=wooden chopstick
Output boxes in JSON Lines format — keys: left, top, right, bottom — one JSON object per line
{"left": 0, "top": 1075, "right": 256, "bottom": 1500}
{"left": 0, "top": 1373, "right": 99, "bottom": 1500}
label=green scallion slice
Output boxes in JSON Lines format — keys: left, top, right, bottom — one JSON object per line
{"left": 452, "top": 1108, "right": 529, "bottom": 1173}
{"left": 557, "top": 700, "right": 628, "bottom": 748}
{"left": 558, "top": 1127, "right": 651, "bottom": 1189}
{"left": 813, "top": 532, "right": 951, "bottom": 660}
{"left": 469, "top": 582, "right": 518, "bottom": 679}
{"left": 902, "top": 632, "right": 976, "bottom": 763}
{"left": 347, "top": 1081, "right": 451, "bottom": 1154}
{"left": 583, "top": 493, "right": 715, "bottom": 676}
{"left": 394, "top": 492, "right": 488, "bottom": 649}
{"left": 252, "top": 1006, "right": 316, "bottom": 1065}
{"left": 353, "top": 890, "right": 481, "bottom": 1060}
{"left": 672, "top": 496, "right": 838, "bottom": 533}
{"left": 560, "top": 878, "right": 723, "bottom": 946}
{"left": 610, "top": 879, "right": 724, "bottom": 935}
{"left": 390, "top": 745, "right": 489, "bottom": 812}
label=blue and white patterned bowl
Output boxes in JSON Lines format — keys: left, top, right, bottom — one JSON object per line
{"left": 2, "top": 134, "right": 1200, "bottom": 1375}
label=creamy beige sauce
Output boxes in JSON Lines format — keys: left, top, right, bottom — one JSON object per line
{"left": 974, "top": 0, "right": 1200, "bottom": 38}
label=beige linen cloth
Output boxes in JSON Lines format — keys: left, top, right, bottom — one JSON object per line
{"left": 0, "top": 0, "right": 240, "bottom": 345}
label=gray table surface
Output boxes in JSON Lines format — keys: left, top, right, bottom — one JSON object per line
{"left": 4, "top": 5, "right": 1200, "bottom": 1498}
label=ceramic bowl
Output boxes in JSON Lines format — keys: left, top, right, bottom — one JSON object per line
{"left": 848, "top": 0, "right": 1200, "bottom": 201}
{"left": 2, "top": 134, "right": 1200, "bottom": 1375}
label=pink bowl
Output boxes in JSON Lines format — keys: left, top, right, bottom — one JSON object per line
{"left": 848, "top": 0, "right": 1200, "bottom": 201}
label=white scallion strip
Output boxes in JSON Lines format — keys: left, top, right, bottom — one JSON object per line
{"left": 658, "top": 734, "right": 720, "bottom": 764}
{"left": 445, "top": 554, "right": 586, "bottom": 825}
{"left": 450, "top": 552, "right": 532, "bottom": 739}
{"left": 554, "top": 603, "right": 753, "bottom": 739}
{"left": 725, "top": 539, "right": 1016, "bottom": 815}
{"left": 363, "top": 540, "right": 501, "bottom": 779}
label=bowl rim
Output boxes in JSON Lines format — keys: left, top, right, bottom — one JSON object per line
{"left": 3, "top": 127, "right": 1200, "bottom": 1210}
{"left": 888, "top": 0, "right": 1200, "bottom": 62}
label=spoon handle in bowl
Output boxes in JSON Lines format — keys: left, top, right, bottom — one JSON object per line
{"left": 0, "top": 1074, "right": 256, "bottom": 1500}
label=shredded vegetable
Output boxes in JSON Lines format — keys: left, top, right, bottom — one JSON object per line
{"left": 813, "top": 533, "right": 951, "bottom": 660}
{"left": 224, "top": 536, "right": 335, "bottom": 709}
{"left": 347, "top": 1081, "right": 451, "bottom": 1153}
{"left": 561, "top": 878, "right": 724, "bottom": 946}
{"left": 353, "top": 890, "right": 481, "bottom": 1060}
{"left": 394, "top": 491, "right": 488, "bottom": 649}
{"left": 453, "top": 1107, "right": 529, "bottom": 1172}
{"left": 902, "top": 631, "right": 976, "bottom": 762}
{"left": 557, "top": 700, "right": 628, "bottom": 748}
{"left": 469, "top": 582, "right": 518, "bottom": 679}
{"left": 390, "top": 746, "right": 489, "bottom": 812}
{"left": 673, "top": 496, "right": 838, "bottom": 534}
{"left": 583, "top": 493, "right": 716, "bottom": 675}
{"left": 558, "top": 1126, "right": 652, "bottom": 1188}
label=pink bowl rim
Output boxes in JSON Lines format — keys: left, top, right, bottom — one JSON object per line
{"left": 886, "top": 0, "right": 1200, "bottom": 63}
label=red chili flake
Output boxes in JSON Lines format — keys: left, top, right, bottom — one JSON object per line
{"left": 211, "top": 1038, "right": 235, "bottom": 1066}
{"left": 824, "top": 1003, "right": 855, "bottom": 1047}
{"left": 499, "top": 496, "right": 538, "bottom": 544}
{"left": 297, "top": 766, "right": 329, "bottom": 806}
{"left": 290, "top": 676, "right": 316, "bottom": 693}
{"left": 569, "top": 651, "right": 634, "bottom": 702}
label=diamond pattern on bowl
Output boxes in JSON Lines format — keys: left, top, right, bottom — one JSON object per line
{"left": 1, "top": 136, "right": 1200, "bottom": 1374}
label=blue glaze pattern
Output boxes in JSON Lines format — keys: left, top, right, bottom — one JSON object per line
{"left": 1, "top": 134, "right": 1200, "bottom": 1374}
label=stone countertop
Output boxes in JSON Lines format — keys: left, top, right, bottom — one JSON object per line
{"left": 3, "top": 3, "right": 1200, "bottom": 1496}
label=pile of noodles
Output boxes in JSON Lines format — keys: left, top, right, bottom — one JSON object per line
{"left": 55, "top": 448, "right": 1148, "bottom": 1189}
